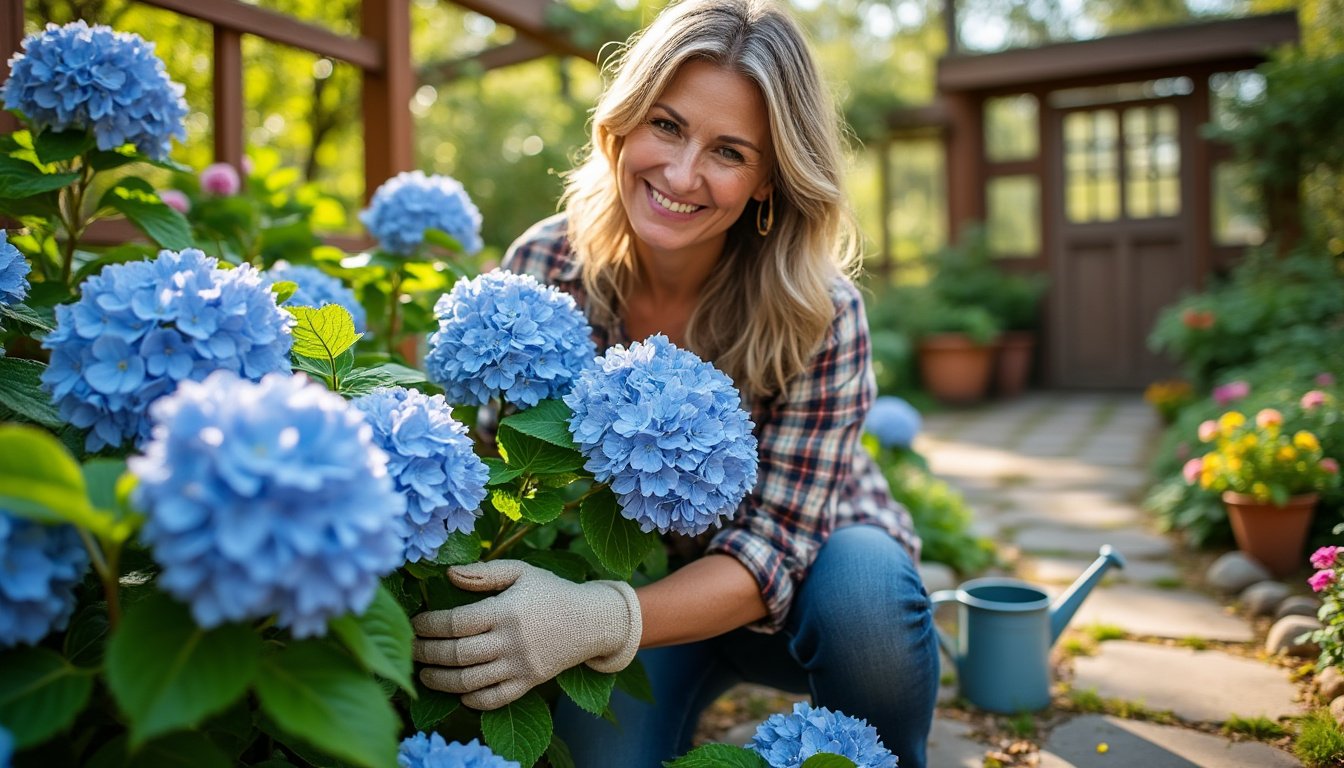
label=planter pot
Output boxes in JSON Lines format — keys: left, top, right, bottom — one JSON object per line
{"left": 1222, "top": 490, "right": 1319, "bottom": 577}
{"left": 994, "top": 331, "right": 1035, "bottom": 399}
{"left": 917, "top": 333, "right": 995, "bottom": 405}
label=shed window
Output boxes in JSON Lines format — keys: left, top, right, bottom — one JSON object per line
{"left": 985, "top": 94, "right": 1038, "bottom": 162}
{"left": 987, "top": 175, "right": 1039, "bottom": 256}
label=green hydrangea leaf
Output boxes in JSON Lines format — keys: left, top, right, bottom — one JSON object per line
{"left": 557, "top": 664, "right": 616, "bottom": 716}
{"left": 288, "top": 304, "right": 362, "bottom": 360}
{"left": 662, "top": 744, "right": 770, "bottom": 768}
{"left": 498, "top": 426, "right": 584, "bottom": 475}
{"left": 800, "top": 755, "right": 859, "bottom": 768}
{"left": 0, "top": 646, "right": 94, "bottom": 749}
{"left": 580, "top": 487, "right": 657, "bottom": 580}
{"left": 329, "top": 584, "right": 415, "bottom": 695}
{"left": 408, "top": 682, "right": 459, "bottom": 731}
{"left": 0, "top": 357, "right": 62, "bottom": 428}
{"left": 499, "top": 399, "right": 578, "bottom": 450}
{"left": 97, "top": 177, "right": 194, "bottom": 250}
{"left": 481, "top": 690, "right": 551, "bottom": 767}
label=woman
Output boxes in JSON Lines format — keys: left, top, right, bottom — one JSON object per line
{"left": 411, "top": 1, "right": 939, "bottom": 765}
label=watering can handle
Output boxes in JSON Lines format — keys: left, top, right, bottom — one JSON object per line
{"left": 928, "top": 590, "right": 959, "bottom": 661}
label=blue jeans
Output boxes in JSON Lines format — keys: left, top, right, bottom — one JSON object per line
{"left": 555, "top": 525, "right": 939, "bottom": 768}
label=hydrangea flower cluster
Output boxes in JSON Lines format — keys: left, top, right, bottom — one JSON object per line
{"left": 1, "top": 21, "right": 187, "bottom": 161}
{"left": 265, "top": 263, "right": 367, "bottom": 333}
{"left": 360, "top": 170, "right": 483, "bottom": 257}
{"left": 40, "top": 248, "right": 294, "bottom": 452}
{"left": 352, "top": 387, "right": 489, "bottom": 562}
{"left": 0, "top": 511, "right": 90, "bottom": 648}
{"left": 398, "top": 732, "right": 519, "bottom": 768}
{"left": 0, "top": 231, "right": 30, "bottom": 307}
{"left": 129, "top": 371, "right": 405, "bottom": 637}
{"left": 864, "top": 396, "right": 921, "bottom": 449}
{"left": 426, "top": 270, "right": 596, "bottom": 408}
{"left": 565, "top": 334, "right": 758, "bottom": 536}
{"left": 749, "top": 702, "right": 898, "bottom": 768}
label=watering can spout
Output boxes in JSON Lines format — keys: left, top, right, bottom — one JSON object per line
{"left": 1049, "top": 545, "right": 1126, "bottom": 643}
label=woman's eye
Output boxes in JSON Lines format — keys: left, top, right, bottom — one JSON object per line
{"left": 718, "top": 147, "right": 745, "bottom": 162}
{"left": 651, "top": 118, "right": 678, "bottom": 134}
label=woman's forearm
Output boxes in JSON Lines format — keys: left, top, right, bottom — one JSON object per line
{"left": 634, "top": 553, "right": 768, "bottom": 648}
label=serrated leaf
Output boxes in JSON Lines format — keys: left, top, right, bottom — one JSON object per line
{"left": 0, "top": 646, "right": 95, "bottom": 748}
{"left": 579, "top": 487, "right": 658, "bottom": 580}
{"left": 484, "top": 457, "right": 524, "bottom": 486}
{"left": 663, "top": 744, "right": 771, "bottom": 768}
{"left": 480, "top": 690, "right": 551, "bottom": 767}
{"left": 105, "top": 593, "right": 260, "bottom": 748}
{"left": 270, "top": 279, "right": 298, "bottom": 304}
{"left": 615, "top": 656, "right": 655, "bottom": 704}
{"left": 800, "top": 755, "right": 859, "bottom": 768}
{"left": 0, "top": 357, "right": 62, "bottom": 427}
{"left": 408, "top": 682, "right": 459, "bottom": 731}
{"left": 491, "top": 488, "right": 523, "bottom": 522}
{"left": 498, "top": 426, "right": 584, "bottom": 475}
{"left": 256, "top": 641, "right": 399, "bottom": 768}
{"left": 519, "top": 489, "right": 564, "bottom": 524}
{"left": 499, "top": 399, "right": 578, "bottom": 450}
{"left": 557, "top": 664, "right": 617, "bottom": 716}
{"left": 291, "top": 353, "right": 333, "bottom": 381}
{"left": 33, "top": 128, "right": 95, "bottom": 164}
{"left": 0, "top": 154, "right": 79, "bottom": 198}
{"left": 0, "top": 301, "right": 55, "bottom": 333}
{"left": 98, "top": 177, "right": 194, "bottom": 250}
{"left": 288, "top": 304, "right": 361, "bottom": 359}
{"left": 329, "top": 585, "right": 414, "bottom": 694}
{"left": 433, "top": 530, "right": 483, "bottom": 566}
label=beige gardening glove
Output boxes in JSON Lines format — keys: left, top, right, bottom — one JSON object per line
{"left": 411, "top": 559, "right": 643, "bottom": 710}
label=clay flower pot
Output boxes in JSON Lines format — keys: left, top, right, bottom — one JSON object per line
{"left": 1222, "top": 490, "right": 1319, "bottom": 577}
{"left": 917, "top": 333, "right": 995, "bottom": 405}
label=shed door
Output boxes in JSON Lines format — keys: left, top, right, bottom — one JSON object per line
{"left": 1048, "top": 99, "right": 1195, "bottom": 388}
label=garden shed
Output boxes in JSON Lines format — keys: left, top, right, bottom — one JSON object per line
{"left": 887, "top": 11, "right": 1300, "bottom": 388}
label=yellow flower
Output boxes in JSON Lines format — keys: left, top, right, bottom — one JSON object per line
{"left": 1240, "top": 435, "right": 1258, "bottom": 450}
{"left": 1294, "top": 431, "right": 1321, "bottom": 452}
{"left": 1227, "top": 457, "right": 1243, "bottom": 473}
{"left": 1218, "top": 411, "right": 1245, "bottom": 437}
{"left": 1278, "top": 446, "right": 1298, "bottom": 462}
{"left": 1252, "top": 482, "right": 1270, "bottom": 499}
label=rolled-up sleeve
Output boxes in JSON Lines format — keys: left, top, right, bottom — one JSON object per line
{"left": 704, "top": 279, "right": 875, "bottom": 633}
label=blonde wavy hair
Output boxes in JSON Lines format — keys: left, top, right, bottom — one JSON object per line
{"left": 561, "top": 0, "right": 860, "bottom": 400}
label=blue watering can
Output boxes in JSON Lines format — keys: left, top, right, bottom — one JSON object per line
{"left": 930, "top": 545, "right": 1126, "bottom": 713}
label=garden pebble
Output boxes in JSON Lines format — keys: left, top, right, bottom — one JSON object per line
{"left": 1318, "top": 665, "right": 1344, "bottom": 701}
{"left": 1265, "top": 615, "right": 1322, "bottom": 657}
{"left": 1276, "top": 595, "right": 1321, "bottom": 621}
{"left": 1206, "top": 551, "right": 1271, "bottom": 593}
{"left": 1240, "top": 581, "right": 1292, "bottom": 617}
{"left": 1332, "top": 695, "right": 1344, "bottom": 729}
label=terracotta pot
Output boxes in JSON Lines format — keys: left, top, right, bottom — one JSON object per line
{"left": 994, "top": 331, "right": 1035, "bottom": 399}
{"left": 917, "top": 333, "right": 995, "bottom": 405}
{"left": 1222, "top": 490, "right": 1318, "bottom": 577}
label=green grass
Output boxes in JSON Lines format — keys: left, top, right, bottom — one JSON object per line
{"left": 1084, "top": 623, "right": 1127, "bottom": 642}
{"left": 1064, "top": 688, "right": 1176, "bottom": 724}
{"left": 1151, "top": 576, "right": 1184, "bottom": 590}
{"left": 1177, "top": 636, "right": 1209, "bottom": 650}
{"left": 1005, "top": 712, "right": 1037, "bottom": 738}
{"left": 1294, "top": 709, "right": 1344, "bottom": 767}
{"left": 1222, "top": 715, "right": 1288, "bottom": 740}
{"left": 1058, "top": 636, "right": 1095, "bottom": 657}
{"left": 1068, "top": 688, "right": 1106, "bottom": 713}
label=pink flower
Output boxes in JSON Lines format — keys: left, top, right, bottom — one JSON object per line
{"left": 158, "top": 189, "right": 190, "bottom": 214}
{"left": 1302, "top": 390, "right": 1328, "bottom": 410}
{"left": 1255, "top": 408, "right": 1283, "bottom": 429}
{"left": 1310, "top": 569, "right": 1336, "bottom": 593}
{"left": 1197, "top": 420, "right": 1218, "bottom": 443}
{"left": 1181, "top": 457, "right": 1203, "bottom": 485}
{"left": 1318, "top": 373, "right": 1337, "bottom": 387}
{"left": 1212, "top": 380, "right": 1250, "bottom": 406}
{"left": 1311, "top": 546, "right": 1341, "bottom": 570}
{"left": 1323, "top": 458, "right": 1340, "bottom": 475}
{"left": 200, "top": 162, "right": 241, "bottom": 196}
{"left": 241, "top": 155, "right": 254, "bottom": 176}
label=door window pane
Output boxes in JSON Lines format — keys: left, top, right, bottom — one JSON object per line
{"left": 985, "top": 94, "right": 1038, "bottom": 162}
{"left": 1064, "top": 110, "right": 1120, "bottom": 223}
{"left": 1124, "top": 105, "right": 1181, "bottom": 219}
{"left": 987, "top": 175, "right": 1039, "bottom": 256}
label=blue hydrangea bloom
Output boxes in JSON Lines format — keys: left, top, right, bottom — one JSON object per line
{"left": 40, "top": 248, "right": 294, "bottom": 452}
{"left": 0, "top": 511, "right": 90, "bottom": 649}
{"left": 750, "top": 702, "right": 898, "bottom": 768}
{"left": 360, "top": 170, "right": 483, "bottom": 257}
{"left": 0, "top": 724, "right": 12, "bottom": 768}
{"left": 398, "top": 733, "right": 519, "bottom": 768}
{"left": 864, "top": 396, "right": 922, "bottom": 449}
{"left": 1, "top": 21, "right": 187, "bottom": 161}
{"left": 264, "top": 263, "right": 367, "bottom": 333}
{"left": 128, "top": 371, "right": 405, "bottom": 637}
{"left": 564, "top": 335, "right": 758, "bottom": 536}
{"left": 0, "top": 231, "right": 30, "bottom": 307}
{"left": 352, "top": 387, "right": 489, "bottom": 562}
{"left": 426, "top": 270, "right": 596, "bottom": 409}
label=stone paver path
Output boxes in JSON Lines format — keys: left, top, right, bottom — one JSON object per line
{"left": 920, "top": 392, "right": 1305, "bottom": 767}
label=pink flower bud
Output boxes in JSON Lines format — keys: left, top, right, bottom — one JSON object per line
{"left": 1212, "top": 380, "right": 1250, "bottom": 406}
{"left": 1311, "top": 546, "right": 1341, "bottom": 570}
{"left": 1255, "top": 408, "right": 1283, "bottom": 429}
{"left": 200, "top": 162, "right": 241, "bottom": 196}
{"left": 1181, "top": 457, "right": 1203, "bottom": 485}
{"left": 1302, "top": 390, "right": 1328, "bottom": 410}
{"left": 1310, "top": 569, "right": 1336, "bottom": 593}
{"left": 1197, "top": 420, "right": 1218, "bottom": 443}
{"left": 1323, "top": 458, "right": 1340, "bottom": 475}
{"left": 158, "top": 189, "right": 191, "bottom": 214}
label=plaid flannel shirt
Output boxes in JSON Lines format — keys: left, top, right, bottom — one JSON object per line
{"left": 502, "top": 214, "right": 919, "bottom": 632}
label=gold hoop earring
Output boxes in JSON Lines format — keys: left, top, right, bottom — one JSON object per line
{"left": 756, "top": 192, "right": 774, "bottom": 237}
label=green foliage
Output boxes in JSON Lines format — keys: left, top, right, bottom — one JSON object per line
{"left": 1222, "top": 714, "right": 1288, "bottom": 740}
{"left": 929, "top": 225, "right": 1047, "bottom": 333}
{"left": 664, "top": 744, "right": 772, "bottom": 768}
{"left": 479, "top": 691, "right": 552, "bottom": 768}
{"left": 1294, "top": 708, "right": 1344, "bottom": 767}
{"left": 871, "top": 444, "right": 996, "bottom": 575}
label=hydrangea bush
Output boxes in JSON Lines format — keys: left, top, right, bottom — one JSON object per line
{"left": 0, "top": 232, "right": 29, "bottom": 308}
{"left": 361, "top": 170, "right": 484, "bottom": 257}
{"left": 0, "top": 511, "right": 88, "bottom": 648}
{"left": 750, "top": 702, "right": 898, "bottom": 768}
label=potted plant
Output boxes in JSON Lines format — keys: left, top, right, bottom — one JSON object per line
{"left": 1187, "top": 408, "right": 1342, "bottom": 575}
{"left": 911, "top": 293, "right": 1001, "bottom": 405}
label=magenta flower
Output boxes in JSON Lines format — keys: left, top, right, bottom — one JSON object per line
{"left": 1181, "top": 457, "right": 1203, "bottom": 485}
{"left": 1212, "top": 380, "right": 1250, "bottom": 406}
{"left": 200, "top": 162, "right": 241, "bottom": 196}
{"left": 1310, "top": 569, "right": 1336, "bottom": 593}
{"left": 1302, "top": 390, "right": 1328, "bottom": 410}
{"left": 158, "top": 189, "right": 190, "bottom": 214}
{"left": 1310, "top": 546, "right": 1340, "bottom": 571}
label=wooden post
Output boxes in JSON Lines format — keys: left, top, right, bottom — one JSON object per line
{"left": 0, "top": 0, "right": 23, "bottom": 135}
{"left": 944, "top": 90, "right": 983, "bottom": 244}
{"left": 361, "top": 0, "right": 413, "bottom": 202}
{"left": 213, "top": 25, "right": 244, "bottom": 169}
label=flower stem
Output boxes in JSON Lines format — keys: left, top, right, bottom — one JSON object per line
{"left": 76, "top": 527, "right": 119, "bottom": 629}
{"left": 485, "top": 523, "right": 534, "bottom": 561}
{"left": 59, "top": 162, "right": 94, "bottom": 287}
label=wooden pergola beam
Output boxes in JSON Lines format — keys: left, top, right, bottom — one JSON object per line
{"left": 450, "top": 0, "right": 597, "bottom": 63}
{"left": 0, "top": 0, "right": 21, "bottom": 134}
{"left": 420, "top": 37, "right": 553, "bottom": 82}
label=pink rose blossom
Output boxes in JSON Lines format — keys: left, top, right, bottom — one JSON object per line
{"left": 1318, "top": 373, "right": 1337, "bottom": 387}
{"left": 200, "top": 162, "right": 241, "bottom": 196}
{"left": 1310, "top": 569, "right": 1336, "bottom": 593}
{"left": 1212, "top": 380, "right": 1250, "bottom": 406}
{"left": 1311, "top": 546, "right": 1341, "bottom": 570}
{"left": 158, "top": 189, "right": 190, "bottom": 214}
{"left": 1181, "top": 458, "right": 1203, "bottom": 485}
{"left": 1197, "top": 420, "right": 1218, "bottom": 443}
{"left": 1302, "top": 390, "right": 1328, "bottom": 410}
{"left": 1323, "top": 458, "right": 1340, "bottom": 475}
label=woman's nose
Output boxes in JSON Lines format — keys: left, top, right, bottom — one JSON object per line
{"left": 663, "top": 146, "right": 701, "bottom": 193}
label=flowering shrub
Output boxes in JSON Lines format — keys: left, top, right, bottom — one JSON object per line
{"left": 398, "top": 733, "right": 519, "bottom": 768}
{"left": 749, "top": 702, "right": 898, "bottom": 768}
{"left": 40, "top": 248, "right": 294, "bottom": 451}
{"left": 1306, "top": 545, "right": 1344, "bottom": 671}
{"left": 352, "top": 386, "right": 489, "bottom": 562}
{"left": 130, "top": 371, "right": 405, "bottom": 636}
{"left": 1188, "top": 409, "right": 1341, "bottom": 503}
{"left": 0, "top": 21, "right": 187, "bottom": 160}
{"left": 566, "top": 334, "right": 758, "bottom": 536}
{"left": 865, "top": 395, "right": 921, "bottom": 449}
{"left": 361, "top": 170, "right": 484, "bottom": 256}
{"left": 266, "top": 262, "right": 368, "bottom": 332}
{"left": 0, "top": 511, "right": 88, "bottom": 648}
{"left": 426, "top": 270, "right": 595, "bottom": 408}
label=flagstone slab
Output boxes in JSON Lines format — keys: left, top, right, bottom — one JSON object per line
{"left": 995, "top": 489, "right": 1145, "bottom": 529}
{"left": 1022, "top": 555, "right": 1181, "bottom": 586}
{"left": 1014, "top": 527, "right": 1174, "bottom": 559}
{"left": 1063, "top": 584, "right": 1253, "bottom": 641}
{"left": 1070, "top": 642, "right": 1301, "bottom": 722}
{"left": 926, "top": 718, "right": 988, "bottom": 768}
{"left": 1038, "top": 715, "right": 1301, "bottom": 767}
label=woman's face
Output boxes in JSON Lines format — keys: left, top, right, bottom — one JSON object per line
{"left": 616, "top": 59, "right": 775, "bottom": 267}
